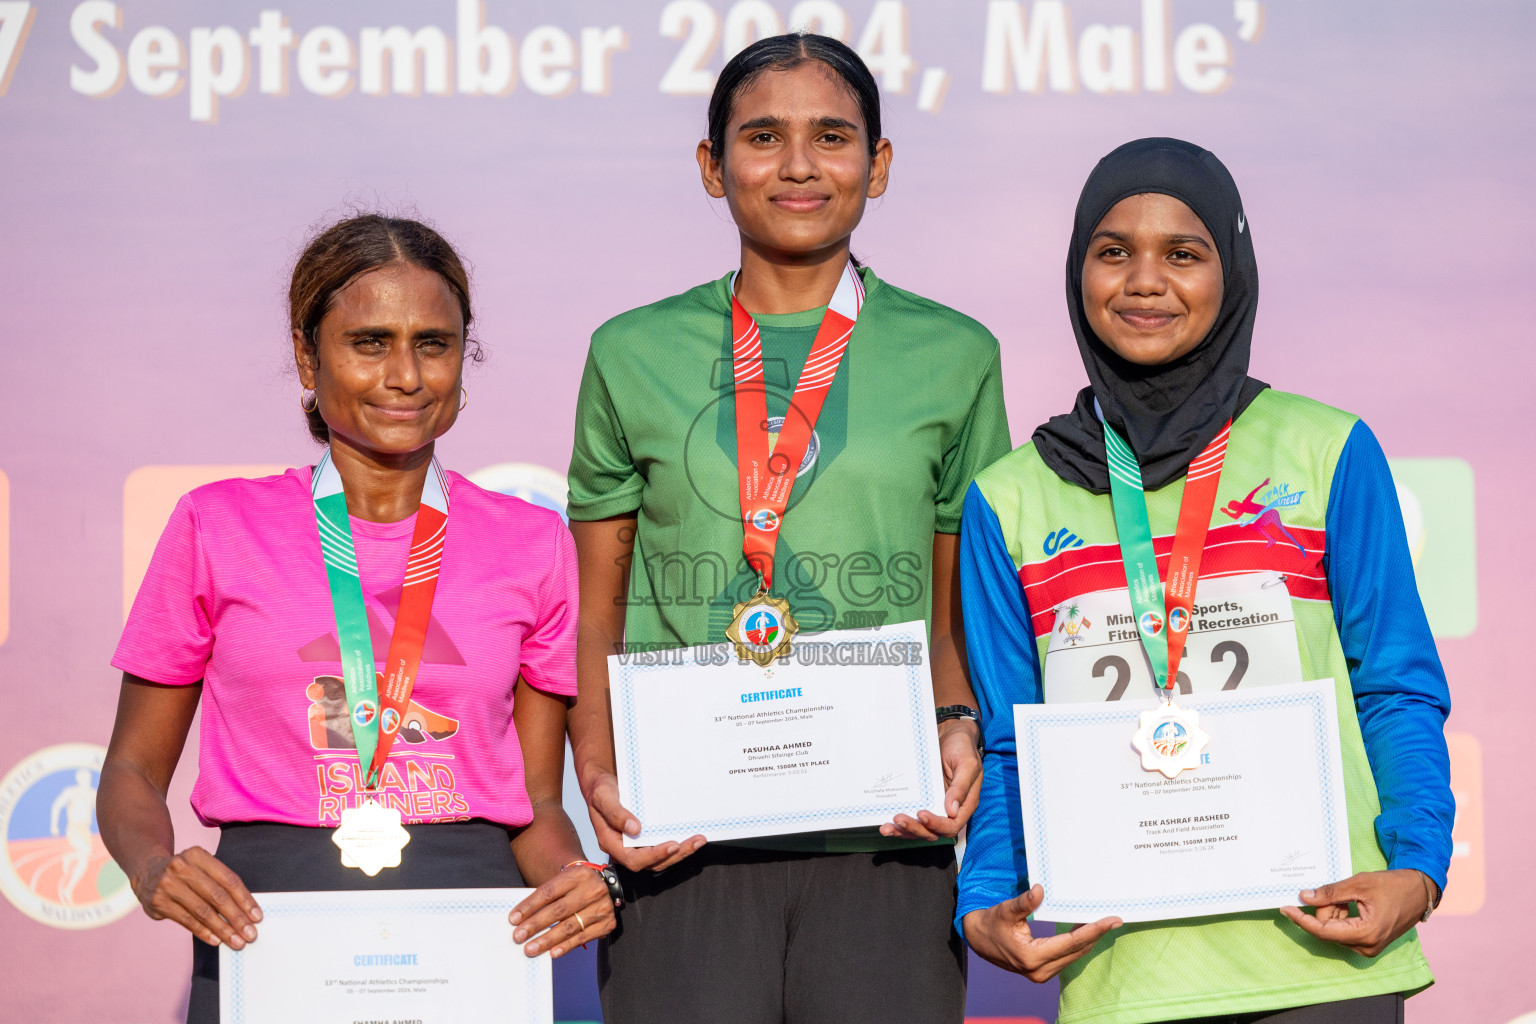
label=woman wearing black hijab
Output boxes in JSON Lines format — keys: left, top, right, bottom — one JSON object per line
{"left": 953, "top": 139, "right": 1453, "bottom": 1023}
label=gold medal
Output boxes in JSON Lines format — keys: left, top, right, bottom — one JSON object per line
{"left": 726, "top": 592, "right": 799, "bottom": 667}
{"left": 331, "top": 797, "right": 410, "bottom": 875}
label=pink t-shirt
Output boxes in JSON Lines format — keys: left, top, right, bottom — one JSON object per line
{"left": 113, "top": 467, "right": 577, "bottom": 829}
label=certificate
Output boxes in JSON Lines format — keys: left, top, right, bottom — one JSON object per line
{"left": 220, "top": 888, "right": 551, "bottom": 1024}
{"left": 1014, "top": 678, "right": 1351, "bottom": 923}
{"left": 610, "top": 621, "right": 946, "bottom": 846}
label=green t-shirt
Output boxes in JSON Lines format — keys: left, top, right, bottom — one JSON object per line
{"left": 569, "top": 267, "right": 1011, "bottom": 852}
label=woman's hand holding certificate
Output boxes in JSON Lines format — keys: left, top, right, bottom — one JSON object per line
{"left": 963, "top": 884, "right": 1122, "bottom": 982}
{"left": 1280, "top": 869, "right": 1436, "bottom": 958}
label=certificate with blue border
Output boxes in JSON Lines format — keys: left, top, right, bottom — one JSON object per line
{"left": 1013, "top": 678, "right": 1351, "bottom": 923}
{"left": 610, "top": 622, "right": 945, "bottom": 845}
{"left": 220, "top": 888, "right": 551, "bottom": 1024}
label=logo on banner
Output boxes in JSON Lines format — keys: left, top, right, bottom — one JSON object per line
{"left": 1389, "top": 458, "right": 1478, "bottom": 639}
{"left": 0, "top": 744, "right": 137, "bottom": 929}
{"left": 1139, "top": 611, "right": 1164, "bottom": 637}
{"left": 465, "top": 462, "right": 569, "bottom": 522}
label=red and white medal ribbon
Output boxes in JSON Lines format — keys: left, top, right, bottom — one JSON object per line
{"left": 729, "top": 261, "right": 864, "bottom": 590}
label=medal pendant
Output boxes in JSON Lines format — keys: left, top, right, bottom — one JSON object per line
{"left": 1130, "top": 701, "right": 1209, "bottom": 779}
{"left": 726, "top": 592, "right": 799, "bottom": 667}
{"left": 331, "top": 797, "right": 410, "bottom": 876}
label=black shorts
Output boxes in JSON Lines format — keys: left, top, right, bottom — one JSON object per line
{"left": 1165, "top": 993, "right": 1405, "bottom": 1024}
{"left": 598, "top": 843, "right": 966, "bottom": 1024}
{"left": 187, "top": 819, "right": 522, "bottom": 1024}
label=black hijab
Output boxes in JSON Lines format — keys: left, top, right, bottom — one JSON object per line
{"left": 1032, "top": 137, "right": 1268, "bottom": 494}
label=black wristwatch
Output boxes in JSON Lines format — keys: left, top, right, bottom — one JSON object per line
{"left": 935, "top": 705, "right": 979, "bottom": 725}
{"left": 567, "top": 860, "right": 626, "bottom": 909}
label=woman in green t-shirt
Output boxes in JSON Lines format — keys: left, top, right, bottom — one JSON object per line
{"left": 566, "top": 32, "right": 1011, "bottom": 1024}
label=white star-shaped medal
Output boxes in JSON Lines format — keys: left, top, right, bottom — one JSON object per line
{"left": 1130, "top": 702, "right": 1210, "bottom": 780}
{"left": 331, "top": 798, "right": 410, "bottom": 876}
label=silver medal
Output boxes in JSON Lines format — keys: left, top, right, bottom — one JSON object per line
{"left": 331, "top": 798, "right": 410, "bottom": 876}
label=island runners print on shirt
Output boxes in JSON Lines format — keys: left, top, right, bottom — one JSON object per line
{"left": 300, "top": 581, "right": 470, "bottom": 826}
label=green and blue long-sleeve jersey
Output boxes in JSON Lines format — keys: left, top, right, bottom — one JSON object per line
{"left": 956, "top": 390, "right": 1451, "bottom": 1024}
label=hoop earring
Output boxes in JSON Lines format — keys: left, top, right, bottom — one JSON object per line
{"left": 459, "top": 386, "right": 468, "bottom": 412}
{"left": 300, "top": 388, "right": 318, "bottom": 413}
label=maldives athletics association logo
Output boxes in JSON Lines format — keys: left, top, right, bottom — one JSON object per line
{"left": 726, "top": 593, "right": 800, "bottom": 666}
{"left": 748, "top": 508, "right": 781, "bottom": 532}
{"left": 1139, "top": 610, "right": 1165, "bottom": 637}
{"left": 0, "top": 744, "right": 138, "bottom": 929}
{"left": 1151, "top": 719, "right": 1189, "bottom": 757}
{"left": 745, "top": 607, "right": 782, "bottom": 647}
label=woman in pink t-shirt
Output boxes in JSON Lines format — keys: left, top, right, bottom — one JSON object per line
{"left": 97, "top": 215, "right": 617, "bottom": 1022}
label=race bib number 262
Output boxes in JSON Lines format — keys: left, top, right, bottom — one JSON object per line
{"left": 1041, "top": 571, "right": 1304, "bottom": 704}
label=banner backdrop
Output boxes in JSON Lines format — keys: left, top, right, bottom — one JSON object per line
{"left": 1, "top": 1, "right": 1530, "bottom": 1021}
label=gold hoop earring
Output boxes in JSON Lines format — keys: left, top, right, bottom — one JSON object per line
{"left": 459, "top": 386, "right": 468, "bottom": 411}
{"left": 300, "top": 388, "right": 318, "bottom": 413}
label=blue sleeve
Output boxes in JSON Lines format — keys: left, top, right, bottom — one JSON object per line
{"left": 955, "top": 482, "right": 1041, "bottom": 937}
{"left": 1325, "top": 420, "right": 1455, "bottom": 891}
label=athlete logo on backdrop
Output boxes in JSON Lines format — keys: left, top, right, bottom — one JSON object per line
{"left": 1056, "top": 603, "right": 1093, "bottom": 646}
{"left": 1222, "top": 478, "right": 1307, "bottom": 556}
{"left": 0, "top": 744, "right": 138, "bottom": 929}
{"left": 465, "top": 462, "right": 569, "bottom": 522}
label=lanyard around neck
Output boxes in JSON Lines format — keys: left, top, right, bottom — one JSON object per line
{"left": 729, "top": 261, "right": 864, "bottom": 593}
{"left": 312, "top": 450, "right": 450, "bottom": 789}
{"left": 1103, "top": 420, "right": 1230, "bottom": 692}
